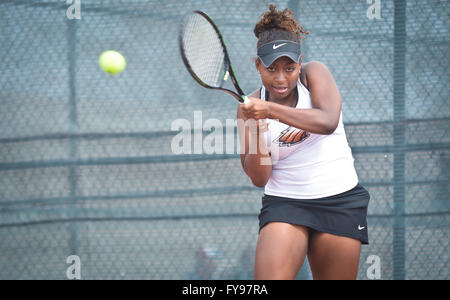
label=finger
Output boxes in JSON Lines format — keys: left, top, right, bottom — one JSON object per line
{"left": 241, "top": 103, "right": 252, "bottom": 112}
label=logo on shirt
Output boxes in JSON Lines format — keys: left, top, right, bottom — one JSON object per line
{"left": 274, "top": 127, "right": 310, "bottom": 147}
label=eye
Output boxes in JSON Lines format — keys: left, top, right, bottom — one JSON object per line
{"left": 286, "top": 66, "right": 295, "bottom": 72}
{"left": 267, "top": 66, "right": 275, "bottom": 72}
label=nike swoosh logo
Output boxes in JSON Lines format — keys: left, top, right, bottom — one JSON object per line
{"left": 273, "top": 43, "right": 287, "bottom": 50}
{"left": 358, "top": 226, "right": 365, "bottom": 230}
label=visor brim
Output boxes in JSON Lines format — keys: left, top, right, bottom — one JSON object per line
{"left": 258, "top": 52, "right": 301, "bottom": 68}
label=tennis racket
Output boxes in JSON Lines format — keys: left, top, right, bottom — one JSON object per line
{"left": 179, "top": 10, "right": 249, "bottom": 104}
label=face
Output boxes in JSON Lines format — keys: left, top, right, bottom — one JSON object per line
{"left": 256, "top": 56, "right": 302, "bottom": 101}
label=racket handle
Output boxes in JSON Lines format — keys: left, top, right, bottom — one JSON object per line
{"left": 241, "top": 95, "right": 250, "bottom": 104}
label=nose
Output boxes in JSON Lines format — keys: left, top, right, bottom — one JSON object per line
{"left": 274, "top": 70, "right": 287, "bottom": 83}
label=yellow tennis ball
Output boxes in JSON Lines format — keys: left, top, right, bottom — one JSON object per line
{"left": 99, "top": 50, "right": 126, "bottom": 74}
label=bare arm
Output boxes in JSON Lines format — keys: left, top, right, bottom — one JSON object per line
{"left": 242, "top": 61, "right": 342, "bottom": 135}
{"left": 237, "top": 90, "right": 272, "bottom": 188}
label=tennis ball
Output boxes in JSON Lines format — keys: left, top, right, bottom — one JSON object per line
{"left": 99, "top": 50, "right": 126, "bottom": 74}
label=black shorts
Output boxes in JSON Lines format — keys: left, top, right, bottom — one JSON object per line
{"left": 258, "top": 183, "right": 370, "bottom": 244}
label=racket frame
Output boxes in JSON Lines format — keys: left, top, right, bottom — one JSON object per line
{"left": 179, "top": 10, "right": 248, "bottom": 103}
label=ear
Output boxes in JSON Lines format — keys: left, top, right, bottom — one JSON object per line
{"left": 255, "top": 57, "right": 262, "bottom": 73}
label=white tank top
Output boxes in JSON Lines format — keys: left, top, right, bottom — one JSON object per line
{"left": 262, "top": 80, "right": 358, "bottom": 199}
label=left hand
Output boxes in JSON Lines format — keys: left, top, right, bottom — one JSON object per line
{"left": 241, "top": 97, "right": 270, "bottom": 120}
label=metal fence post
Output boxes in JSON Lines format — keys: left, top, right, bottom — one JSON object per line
{"left": 393, "top": 0, "right": 406, "bottom": 280}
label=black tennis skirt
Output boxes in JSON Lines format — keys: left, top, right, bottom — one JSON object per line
{"left": 258, "top": 183, "right": 370, "bottom": 244}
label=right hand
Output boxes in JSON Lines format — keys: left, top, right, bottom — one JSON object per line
{"left": 241, "top": 97, "right": 271, "bottom": 120}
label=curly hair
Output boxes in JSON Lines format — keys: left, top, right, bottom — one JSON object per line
{"left": 254, "top": 4, "right": 309, "bottom": 47}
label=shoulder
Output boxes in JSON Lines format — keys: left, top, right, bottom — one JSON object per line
{"left": 303, "top": 60, "right": 330, "bottom": 74}
{"left": 301, "top": 61, "right": 334, "bottom": 89}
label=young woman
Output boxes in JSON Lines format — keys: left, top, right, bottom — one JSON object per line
{"left": 237, "top": 5, "right": 370, "bottom": 280}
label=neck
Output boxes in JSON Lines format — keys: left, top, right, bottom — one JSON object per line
{"left": 267, "top": 86, "right": 298, "bottom": 108}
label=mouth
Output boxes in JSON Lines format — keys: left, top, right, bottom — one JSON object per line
{"left": 272, "top": 86, "right": 288, "bottom": 94}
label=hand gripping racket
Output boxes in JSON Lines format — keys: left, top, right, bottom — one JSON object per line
{"left": 179, "top": 10, "right": 249, "bottom": 104}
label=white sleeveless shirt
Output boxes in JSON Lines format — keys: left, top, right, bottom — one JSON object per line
{"left": 262, "top": 80, "right": 358, "bottom": 199}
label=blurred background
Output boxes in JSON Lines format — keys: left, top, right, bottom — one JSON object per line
{"left": 0, "top": 0, "right": 448, "bottom": 280}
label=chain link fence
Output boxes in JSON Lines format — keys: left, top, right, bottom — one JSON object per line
{"left": 0, "top": 0, "right": 448, "bottom": 280}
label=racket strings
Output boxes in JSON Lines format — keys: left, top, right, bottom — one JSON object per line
{"left": 181, "top": 13, "right": 226, "bottom": 87}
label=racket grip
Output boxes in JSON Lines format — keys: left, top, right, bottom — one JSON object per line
{"left": 241, "top": 95, "right": 250, "bottom": 104}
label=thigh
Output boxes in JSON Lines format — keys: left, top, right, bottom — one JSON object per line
{"left": 254, "top": 222, "right": 309, "bottom": 280}
{"left": 307, "top": 230, "right": 362, "bottom": 280}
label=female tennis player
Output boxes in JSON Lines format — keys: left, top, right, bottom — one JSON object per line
{"left": 237, "top": 5, "right": 370, "bottom": 280}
